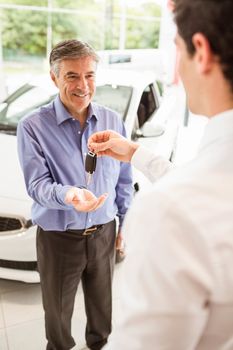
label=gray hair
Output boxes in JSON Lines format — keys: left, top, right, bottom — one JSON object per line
{"left": 50, "top": 39, "right": 99, "bottom": 77}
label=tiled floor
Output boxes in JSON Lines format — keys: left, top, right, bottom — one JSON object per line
{"left": 0, "top": 264, "right": 123, "bottom": 350}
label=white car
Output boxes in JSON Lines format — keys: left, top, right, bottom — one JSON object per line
{"left": 0, "top": 69, "right": 183, "bottom": 282}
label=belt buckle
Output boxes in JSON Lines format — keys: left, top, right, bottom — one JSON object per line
{"left": 82, "top": 226, "right": 97, "bottom": 236}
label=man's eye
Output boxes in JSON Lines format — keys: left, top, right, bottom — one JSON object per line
{"left": 86, "top": 74, "right": 95, "bottom": 80}
{"left": 67, "top": 76, "right": 77, "bottom": 81}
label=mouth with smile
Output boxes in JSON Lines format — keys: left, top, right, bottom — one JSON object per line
{"left": 72, "top": 92, "right": 89, "bottom": 98}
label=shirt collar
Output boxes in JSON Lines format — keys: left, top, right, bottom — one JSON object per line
{"left": 87, "top": 103, "right": 99, "bottom": 122}
{"left": 54, "top": 95, "right": 98, "bottom": 125}
{"left": 199, "top": 109, "right": 233, "bottom": 152}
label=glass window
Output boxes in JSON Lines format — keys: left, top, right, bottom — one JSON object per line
{"left": 137, "top": 84, "right": 158, "bottom": 128}
{"left": 1, "top": 9, "right": 47, "bottom": 61}
{"left": 0, "top": 86, "right": 56, "bottom": 125}
{"left": 0, "top": 0, "right": 47, "bottom": 5}
{"left": 51, "top": 13, "right": 104, "bottom": 50}
{"left": 126, "top": 19, "right": 160, "bottom": 49}
{"left": 94, "top": 84, "right": 132, "bottom": 119}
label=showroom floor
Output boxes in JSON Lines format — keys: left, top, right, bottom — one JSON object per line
{"left": 0, "top": 264, "right": 123, "bottom": 350}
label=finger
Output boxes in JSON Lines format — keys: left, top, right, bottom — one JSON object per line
{"left": 73, "top": 193, "right": 108, "bottom": 212}
{"left": 82, "top": 189, "right": 97, "bottom": 200}
{"left": 89, "top": 140, "right": 111, "bottom": 153}
{"left": 88, "top": 130, "right": 120, "bottom": 148}
{"left": 87, "top": 193, "right": 108, "bottom": 211}
{"left": 88, "top": 131, "right": 109, "bottom": 146}
{"left": 92, "top": 193, "right": 108, "bottom": 210}
{"left": 86, "top": 193, "right": 108, "bottom": 211}
{"left": 72, "top": 198, "right": 98, "bottom": 212}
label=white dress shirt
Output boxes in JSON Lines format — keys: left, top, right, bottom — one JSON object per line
{"left": 105, "top": 110, "right": 233, "bottom": 350}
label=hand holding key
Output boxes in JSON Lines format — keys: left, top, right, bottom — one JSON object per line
{"left": 88, "top": 130, "right": 139, "bottom": 162}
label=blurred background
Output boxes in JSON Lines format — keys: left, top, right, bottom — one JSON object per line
{"left": 0, "top": 2, "right": 208, "bottom": 349}
{"left": 0, "top": 0, "right": 166, "bottom": 94}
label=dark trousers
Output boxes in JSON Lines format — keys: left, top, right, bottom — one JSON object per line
{"left": 36, "top": 220, "right": 116, "bottom": 350}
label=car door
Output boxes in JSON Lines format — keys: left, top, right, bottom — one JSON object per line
{"left": 131, "top": 82, "right": 180, "bottom": 192}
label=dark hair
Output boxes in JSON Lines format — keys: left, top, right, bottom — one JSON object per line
{"left": 173, "top": 0, "right": 233, "bottom": 90}
{"left": 49, "top": 39, "right": 99, "bottom": 76}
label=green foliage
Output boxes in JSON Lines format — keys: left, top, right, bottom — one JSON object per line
{"left": 126, "top": 1, "right": 161, "bottom": 17}
{"left": 0, "top": 0, "right": 161, "bottom": 62}
{"left": 53, "top": 0, "right": 103, "bottom": 11}
{"left": 1, "top": 9, "right": 47, "bottom": 58}
{"left": 0, "top": 0, "right": 46, "bottom": 5}
{"left": 51, "top": 13, "right": 104, "bottom": 50}
{"left": 126, "top": 20, "right": 160, "bottom": 49}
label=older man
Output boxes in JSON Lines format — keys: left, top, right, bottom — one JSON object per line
{"left": 17, "top": 40, "right": 133, "bottom": 350}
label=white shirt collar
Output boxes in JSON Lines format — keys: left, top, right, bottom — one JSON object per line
{"left": 198, "top": 109, "right": 233, "bottom": 153}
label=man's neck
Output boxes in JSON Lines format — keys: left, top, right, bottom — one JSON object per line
{"left": 69, "top": 106, "right": 89, "bottom": 128}
{"left": 203, "top": 70, "right": 233, "bottom": 117}
{"left": 73, "top": 113, "right": 87, "bottom": 128}
{"left": 205, "top": 95, "right": 233, "bottom": 118}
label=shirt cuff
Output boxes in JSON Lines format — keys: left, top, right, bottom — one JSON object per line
{"left": 57, "top": 185, "right": 73, "bottom": 207}
{"left": 131, "top": 145, "right": 155, "bottom": 173}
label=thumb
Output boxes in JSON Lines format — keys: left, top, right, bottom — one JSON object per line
{"left": 90, "top": 140, "right": 110, "bottom": 153}
{"left": 65, "top": 188, "right": 82, "bottom": 204}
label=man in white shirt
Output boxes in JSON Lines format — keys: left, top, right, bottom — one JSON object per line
{"left": 88, "top": 0, "right": 233, "bottom": 349}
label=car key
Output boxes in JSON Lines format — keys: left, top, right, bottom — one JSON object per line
{"left": 85, "top": 151, "right": 97, "bottom": 185}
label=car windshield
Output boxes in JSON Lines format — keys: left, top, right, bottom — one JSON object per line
{"left": 0, "top": 84, "right": 56, "bottom": 128}
{"left": 93, "top": 84, "right": 132, "bottom": 119}
{"left": 0, "top": 82, "right": 132, "bottom": 131}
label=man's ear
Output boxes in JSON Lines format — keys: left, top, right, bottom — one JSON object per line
{"left": 50, "top": 70, "right": 58, "bottom": 87}
{"left": 192, "top": 33, "right": 215, "bottom": 74}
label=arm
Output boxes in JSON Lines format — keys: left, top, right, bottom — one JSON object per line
{"left": 115, "top": 161, "right": 133, "bottom": 229}
{"left": 88, "top": 130, "right": 173, "bottom": 184}
{"left": 17, "top": 120, "right": 107, "bottom": 212}
{"left": 115, "top": 126, "right": 134, "bottom": 230}
{"left": 131, "top": 144, "right": 173, "bottom": 183}
{"left": 104, "top": 190, "right": 213, "bottom": 350}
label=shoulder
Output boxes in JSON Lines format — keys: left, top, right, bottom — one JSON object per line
{"left": 18, "top": 100, "right": 55, "bottom": 129}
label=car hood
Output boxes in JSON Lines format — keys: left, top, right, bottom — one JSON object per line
{"left": 0, "top": 132, "right": 32, "bottom": 218}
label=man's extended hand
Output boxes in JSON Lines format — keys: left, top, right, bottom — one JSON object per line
{"left": 88, "top": 130, "right": 139, "bottom": 162}
{"left": 65, "top": 187, "right": 108, "bottom": 212}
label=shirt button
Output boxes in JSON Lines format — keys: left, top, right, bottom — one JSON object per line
{"left": 78, "top": 131, "right": 81, "bottom": 134}
{"left": 89, "top": 219, "right": 92, "bottom": 222}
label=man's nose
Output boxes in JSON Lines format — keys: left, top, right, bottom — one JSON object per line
{"left": 77, "top": 76, "right": 88, "bottom": 90}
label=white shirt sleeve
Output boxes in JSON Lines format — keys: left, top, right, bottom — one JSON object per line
{"left": 104, "top": 189, "right": 213, "bottom": 350}
{"left": 131, "top": 145, "right": 174, "bottom": 183}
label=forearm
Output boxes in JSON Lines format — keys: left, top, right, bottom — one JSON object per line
{"left": 17, "top": 123, "right": 74, "bottom": 210}
{"left": 28, "top": 180, "right": 73, "bottom": 210}
{"left": 115, "top": 163, "right": 134, "bottom": 229}
{"left": 131, "top": 145, "right": 173, "bottom": 183}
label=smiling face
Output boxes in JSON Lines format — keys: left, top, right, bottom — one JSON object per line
{"left": 50, "top": 56, "right": 97, "bottom": 120}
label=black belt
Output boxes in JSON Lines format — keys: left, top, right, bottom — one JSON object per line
{"left": 67, "top": 224, "right": 104, "bottom": 236}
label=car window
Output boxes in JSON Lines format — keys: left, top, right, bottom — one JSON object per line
{"left": 0, "top": 82, "right": 132, "bottom": 129}
{"left": 0, "top": 86, "right": 56, "bottom": 126}
{"left": 137, "top": 83, "right": 159, "bottom": 128}
{"left": 94, "top": 84, "right": 132, "bottom": 119}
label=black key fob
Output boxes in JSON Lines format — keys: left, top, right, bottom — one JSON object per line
{"left": 85, "top": 151, "right": 97, "bottom": 174}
